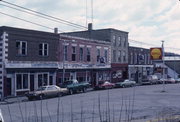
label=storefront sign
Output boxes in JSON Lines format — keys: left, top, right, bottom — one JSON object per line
{"left": 150, "top": 48, "right": 162, "bottom": 60}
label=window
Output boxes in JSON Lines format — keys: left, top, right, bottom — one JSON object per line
{"left": 135, "top": 53, "right": 137, "bottom": 64}
{"left": 113, "top": 50, "right": 116, "bottom": 62}
{"left": 118, "top": 36, "right": 121, "bottom": 47}
{"left": 118, "top": 50, "right": 121, "bottom": 62}
{"left": 64, "top": 45, "right": 68, "bottom": 61}
{"left": 123, "top": 51, "right": 126, "bottom": 62}
{"left": 79, "top": 47, "right": 83, "bottom": 61}
{"left": 113, "top": 36, "right": 116, "bottom": 47}
{"left": 16, "top": 41, "right": 27, "bottom": 56}
{"left": 87, "top": 48, "right": 91, "bottom": 62}
{"left": 38, "top": 73, "right": 48, "bottom": 87}
{"left": 97, "top": 49, "right": 100, "bottom": 62}
{"left": 16, "top": 74, "right": 28, "bottom": 90}
{"left": 39, "top": 43, "right": 48, "bottom": 56}
{"left": 104, "top": 49, "right": 108, "bottom": 63}
{"left": 122, "top": 37, "right": 126, "bottom": 47}
{"left": 72, "top": 46, "right": 76, "bottom": 61}
{"left": 130, "top": 53, "right": 133, "bottom": 64}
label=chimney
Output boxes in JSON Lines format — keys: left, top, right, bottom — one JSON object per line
{"left": 54, "top": 28, "right": 58, "bottom": 34}
{"left": 88, "top": 23, "right": 93, "bottom": 31}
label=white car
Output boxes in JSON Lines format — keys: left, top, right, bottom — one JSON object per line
{"left": 0, "top": 109, "right": 4, "bottom": 122}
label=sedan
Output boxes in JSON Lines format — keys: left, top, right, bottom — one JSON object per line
{"left": 25, "top": 85, "right": 68, "bottom": 100}
{"left": 166, "top": 78, "right": 176, "bottom": 84}
{"left": 94, "top": 81, "right": 115, "bottom": 90}
{"left": 115, "top": 79, "right": 136, "bottom": 88}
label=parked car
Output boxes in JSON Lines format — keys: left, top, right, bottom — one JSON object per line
{"left": 0, "top": 109, "right": 4, "bottom": 122}
{"left": 94, "top": 81, "right": 115, "bottom": 90}
{"left": 141, "top": 75, "right": 158, "bottom": 85}
{"left": 62, "top": 79, "right": 90, "bottom": 95}
{"left": 166, "top": 78, "right": 176, "bottom": 84}
{"left": 175, "top": 78, "right": 180, "bottom": 83}
{"left": 25, "top": 85, "right": 68, "bottom": 100}
{"left": 115, "top": 79, "right": 136, "bottom": 88}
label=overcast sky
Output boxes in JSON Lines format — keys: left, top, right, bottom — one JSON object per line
{"left": 0, "top": 0, "right": 180, "bottom": 53}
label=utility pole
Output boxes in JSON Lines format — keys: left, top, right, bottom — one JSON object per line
{"left": 62, "top": 40, "right": 65, "bottom": 84}
{"left": 162, "top": 40, "right": 165, "bottom": 92}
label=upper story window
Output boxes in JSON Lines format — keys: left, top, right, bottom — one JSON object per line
{"left": 64, "top": 45, "right": 68, "bottom": 61}
{"left": 113, "top": 50, "right": 116, "bottom": 62}
{"left": 104, "top": 49, "right": 108, "bottom": 63}
{"left": 97, "top": 49, "right": 100, "bottom": 62}
{"left": 130, "top": 53, "right": 133, "bottom": 64}
{"left": 118, "top": 36, "right": 121, "bottom": 47}
{"left": 123, "top": 51, "right": 126, "bottom": 62}
{"left": 79, "top": 47, "right": 83, "bottom": 61}
{"left": 16, "top": 41, "right": 27, "bottom": 56}
{"left": 134, "top": 53, "right": 137, "bottom": 64}
{"left": 72, "top": 46, "right": 76, "bottom": 61}
{"left": 118, "top": 50, "right": 121, "bottom": 62}
{"left": 122, "top": 37, "right": 126, "bottom": 47}
{"left": 87, "top": 48, "right": 91, "bottom": 62}
{"left": 39, "top": 43, "right": 49, "bottom": 56}
{"left": 113, "top": 35, "right": 116, "bottom": 47}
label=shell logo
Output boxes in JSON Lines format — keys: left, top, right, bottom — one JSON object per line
{"left": 150, "top": 48, "right": 162, "bottom": 60}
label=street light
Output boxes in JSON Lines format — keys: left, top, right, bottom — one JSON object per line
{"left": 162, "top": 40, "right": 165, "bottom": 92}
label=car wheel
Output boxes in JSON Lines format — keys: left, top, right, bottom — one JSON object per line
{"left": 28, "top": 97, "right": 33, "bottom": 101}
{"left": 57, "top": 92, "right": 63, "bottom": 97}
{"left": 69, "top": 89, "right": 73, "bottom": 95}
{"left": 39, "top": 94, "right": 45, "bottom": 100}
{"left": 82, "top": 87, "right": 87, "bottom": 93}
{"left": 122, "top": 85, "right": 125, "bottom": 88}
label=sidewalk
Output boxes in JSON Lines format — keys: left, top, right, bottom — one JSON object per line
{"left": 0, "top": 96, "right": 27, "bottom": 105}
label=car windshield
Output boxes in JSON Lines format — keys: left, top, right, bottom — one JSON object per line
{"left": 36, "top": 86, "right": 46, "bottom": 91}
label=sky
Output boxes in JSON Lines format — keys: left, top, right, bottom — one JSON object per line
{"left": 0, "top": 0, "right": 180, "bottom": 54}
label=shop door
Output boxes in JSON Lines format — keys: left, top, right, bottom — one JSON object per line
{"left": 6, "top": 78, "right": 12, "bottom": 96}
{"left": 30, "top": 74, "right": 34, "bottom": 91}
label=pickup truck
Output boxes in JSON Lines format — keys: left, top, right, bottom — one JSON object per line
{"left": 61, "top": 79, "right": 90, "bottom": 95}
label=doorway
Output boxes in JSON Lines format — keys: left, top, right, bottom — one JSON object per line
{"left": 30, "top": 74, "right": 34, "bottom": 91}
{"left": 6, "top": 78, "right": 12, "bottom": 96}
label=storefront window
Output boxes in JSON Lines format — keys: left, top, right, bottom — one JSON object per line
{"left": 38, "top": 73, "right": 48, "bottom": 87}
{"left": 16, "top": 74, "right": 29, "bottom": 90}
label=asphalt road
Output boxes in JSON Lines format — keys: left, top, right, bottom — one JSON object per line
{"left": 1, "top": 84, "right": 180, "bottom": 122}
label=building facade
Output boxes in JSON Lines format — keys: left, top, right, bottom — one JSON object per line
{"left": 57, "top": 35, "right": 111, "bottom": 87}
{"left": 63, "top": 26, "right": 129, "bottom": 82}
{"left": 128, "top": 46, "right": 154, "bottom": 83}
{"left": 0, "top": 26, "right": 60, "bottom": 97}
{"left": 0, "top": 26, "right": 111, "bottom": 98}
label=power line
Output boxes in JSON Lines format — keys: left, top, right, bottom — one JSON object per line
{"left": 129, "top": 39, "right": 180, "bottom": 51}
{"left": 0, "top": 0, "right": 88, "bottom": 29}
{"left": 0, "top": 3, "right": 83, "bottom": 30}
{"left": 0, "top": 11, "right": 56, "bottom": 31}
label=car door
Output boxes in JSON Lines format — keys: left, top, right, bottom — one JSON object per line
{"left": 46, "top": 86, "right": 58, "bottom": 97}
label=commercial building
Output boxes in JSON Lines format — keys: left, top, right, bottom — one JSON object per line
{"left": 128, "top": 46, "right": 154, "bottom": 83}
{"left": 63, "top": 24, "right": 129, "bottom": 82}
{"left": 0, "top": 26, "right": 111, "bottom": 98}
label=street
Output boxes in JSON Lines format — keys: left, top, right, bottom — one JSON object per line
{"left": 1, "top": 84, "right": 180, "bottom": 122}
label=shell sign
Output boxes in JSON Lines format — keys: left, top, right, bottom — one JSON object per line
{"left": 150, "top": 48, "right": 162, "bottom": 60}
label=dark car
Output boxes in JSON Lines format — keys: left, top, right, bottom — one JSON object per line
{"left": 25, "top": 85, "right": 67, "bottom": 100}
{"left": 61, "top": 79, "right": 90, "bottom": 94}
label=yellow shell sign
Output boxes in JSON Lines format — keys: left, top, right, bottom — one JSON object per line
{"left": 150, "top": 48, "right": 162, "bottom": 60}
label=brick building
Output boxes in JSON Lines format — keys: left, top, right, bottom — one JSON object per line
{"left": 128, "top": 46, "right": 154, "bottom": 83}
{"left": 0, "top": 26, "right": 111, "bottom": 98}
{"left": 63, "top": 24, "right": 129, "bottom": 82}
